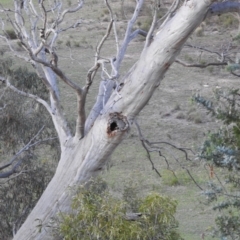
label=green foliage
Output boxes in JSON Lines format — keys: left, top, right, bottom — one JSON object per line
{"left": 58, "top": 178, "right": 182, "bottom": 240}
{"left": 196, "top": 88, "right": 240, "bottom": 239}
{"left": 219, "top": 14, "right": 238, "bottom": 28}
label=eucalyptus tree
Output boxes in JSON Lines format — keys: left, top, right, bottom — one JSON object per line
{"left": 0, "top": 0, "right": 239, "bottom": 239}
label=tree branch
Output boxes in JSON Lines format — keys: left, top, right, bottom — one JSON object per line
{"left": 75, "top": 90, "right": 86, "bottom": 139}
{"left": 114, "top": 0, "right": 144, "bottom": 70}
{"left": 231, "top": 70, "right": 240, "bottom": 77}
{"left": 82, "top": 0, "right": 116, "bottom": 136}
{"left": 135, "top": 120, "right": 203, "bottom": 190}
{"left": 135, "top": 120, "right": 162, "bottom": 178}
{"left": 86, "top": 0, "right": 116, "bottom": 86}
{"left": 175, "top": 59, "right": 227, "bottom": 68}
{"left": 54, "top": 1, "right": 84, "bottom": 27}
{"left": 85, "top": 0, "right": 145, "bottom": 134}
{"left": 0, "top": 76, "right": 52, "bottom": 114}
{"left": 144, "top": 0, "right": 160, "bottom": 49}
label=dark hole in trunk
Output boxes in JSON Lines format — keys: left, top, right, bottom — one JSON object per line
{"left": 110, "top": 122, "right": 118, "bottom": 131}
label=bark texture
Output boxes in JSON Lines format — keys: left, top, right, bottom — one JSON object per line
{"left": 13, "top": 0, "right": 214, "bottom": 239}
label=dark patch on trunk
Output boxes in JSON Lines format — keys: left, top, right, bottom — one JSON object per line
{"left": 164, "top": 62, "right": 170, "bottom": 70}
{"left": 107, "top": 112, "right": 129, "bottom": 137}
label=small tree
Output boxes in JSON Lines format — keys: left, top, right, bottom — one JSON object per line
{"left": 57, "top": 178, "right": 181, "bottom": 240}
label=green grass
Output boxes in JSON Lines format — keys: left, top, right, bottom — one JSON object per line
{"left": 0, "top": 0, "right": 12, "bottom": 7}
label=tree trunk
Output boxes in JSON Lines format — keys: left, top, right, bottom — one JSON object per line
{"left": 13, "top": 1, "right": 213, "bottom": 239}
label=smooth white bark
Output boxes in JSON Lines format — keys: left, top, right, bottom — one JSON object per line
{"left": 13, "top": 1, "right": 214, "bottom": 239}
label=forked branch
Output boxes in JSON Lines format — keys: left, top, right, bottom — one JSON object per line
{"left": 85, "top": 0, "right": 146, "bottom": 133}
{"left": 135, "top": 121, "right": 203, "bottom": 190}
{"left": 176, "top": 42, "right": 236, "bottom": 69}
{"left": 85, "top": 0, "right": 115, "bottom": 92}
{"left": 144, "top": 0, "right": 160, "bottom": 48}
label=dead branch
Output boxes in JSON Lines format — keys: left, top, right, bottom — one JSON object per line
{"left": 135, "top": 120, "right": 162, "bottom": 178}
{"left": 185, "top": 44, "right": 223, "bottom": 59}
{"left": 144, "top": 0, "right": 160, "bottom": 48}
{"left": 231, "top": 70, "right": 240, "bottom": 77}
{"left": 177, "top": 42, "right": 237, "bottom": 68}
{"left": 135, "top": 120, "right": 203, "bottom": 190}
{"left": 20, "top": 39, "right": 82, "bottom": 93}
{"left": 185, "top": 43, "right": 236, "bottom": 63}
{"left": 54, "top": 1, "right": 84, "bottom": 27}
{"left": 175, "top": 59, "right": 227, "bottom": 68}
{"left": 84, "top": 0, "right": 114, "bottom": 92}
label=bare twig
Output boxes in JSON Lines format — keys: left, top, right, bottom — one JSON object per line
{"left": 185, "top": 44, "right": 222, "bottom": 58}
{"left": 84, "top": 0, "right": 114, "bottom": 91}
{"left": 20, "top": 39, "right": 82, "bottom": 93}
{"left": 0, "top": 126, "right": 57, "bottom": 179}
{"left": 135, "top": 120, "right": 203, "bottom": 190}
{"left": 184, "top": 43, "right": 234, "bottom": 63}
{"left": 175, "top": 59, "right": 227, "bottom": 68}
{"left": 54, "top": 1, "right": 84, "bottom": 27}
{"left": 145, "top": 0, "right": 160, "bottom": 48}
{"left": 231, "top": 70, "right": 240, "bottom": 78}
{"left": 135, "top": 120, "right": 162, "bottom": 178}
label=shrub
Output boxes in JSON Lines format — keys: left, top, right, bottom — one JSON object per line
{"left": 4, "top": 29, "right": 17, "bottom": 40}
{"left": 65, "top": 40, "right": 71, "bottom": 47}
{"left": 57, "top": 178, "right": 182, "bottom": 240}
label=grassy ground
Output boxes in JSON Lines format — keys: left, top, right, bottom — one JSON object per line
{"left": 1, "top": 0, "right": 240, "bottom": 239}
